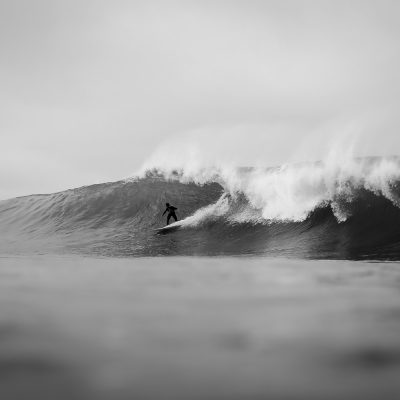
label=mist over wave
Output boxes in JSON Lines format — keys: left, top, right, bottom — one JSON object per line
{"left": 1, "top": 156, "right": 400, "bottom": 259}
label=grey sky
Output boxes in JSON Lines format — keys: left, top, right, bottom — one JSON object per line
{"left": 1, "top": 0, "right": 399, "bottom": 199}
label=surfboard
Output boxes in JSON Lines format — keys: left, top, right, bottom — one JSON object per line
{"left": 154, "top": 223, "right": 181, "bottom": 234}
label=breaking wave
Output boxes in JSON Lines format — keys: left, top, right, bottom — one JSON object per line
{"left": 1, "top": 156, "right": 400, "bottom": 259}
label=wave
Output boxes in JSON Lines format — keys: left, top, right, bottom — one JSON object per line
{"left": 1, "top": 156, "right": 400, "bottom": 259}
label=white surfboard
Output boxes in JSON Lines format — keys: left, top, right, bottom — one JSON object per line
{"left": 154, "top": 223, "right": 181, "bottom": 234}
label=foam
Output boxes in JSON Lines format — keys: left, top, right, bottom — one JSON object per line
{"left": 138, "top": 156, "right": 400, "bottom": 223}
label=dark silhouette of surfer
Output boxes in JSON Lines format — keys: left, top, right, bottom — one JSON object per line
{"left": 162, "top": 203, "right": 178, "bottom": 225}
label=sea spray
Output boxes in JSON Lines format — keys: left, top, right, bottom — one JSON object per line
{"left": 137, "top": 156, "right": 400, "bottom": 223}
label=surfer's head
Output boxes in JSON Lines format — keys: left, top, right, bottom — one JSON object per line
{"left": 166, "top": 203, "right": 170, "bottom": 206}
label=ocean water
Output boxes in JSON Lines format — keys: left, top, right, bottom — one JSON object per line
{"left": 0, "top": 256, "right": 400, "bottom": 400}
{"left": 1, "top": 157, "right": 400, "bottom": 399}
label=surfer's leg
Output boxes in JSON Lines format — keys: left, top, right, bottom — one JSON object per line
{"left": 172, "top": 213, "right": 178, "bottom": 222}
{"left": 167, "top": 214, "right": 171, "bottom": 225}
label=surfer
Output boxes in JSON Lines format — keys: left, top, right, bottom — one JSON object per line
{"left": 162, "top": 203, "right": 178, "bottom": 225}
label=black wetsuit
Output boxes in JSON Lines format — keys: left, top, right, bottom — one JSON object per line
{"left": 163, "top": 205, "right": 178, "bottom": 225}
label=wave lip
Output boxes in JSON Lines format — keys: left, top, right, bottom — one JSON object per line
{"left": 141, "top": 156, "right": 400, "bottom": 223}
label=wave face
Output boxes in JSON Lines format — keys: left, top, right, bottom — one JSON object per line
{"left": 2, "top": 156, "right": 400, "bottom": 259}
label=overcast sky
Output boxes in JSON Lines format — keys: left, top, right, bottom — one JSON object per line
{"left": 1, "top": 0, "right": 400, "bottom": 199}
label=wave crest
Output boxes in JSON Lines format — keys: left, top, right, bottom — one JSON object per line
{"left": 139, "top": 156, "right": 400, "bottom": 223}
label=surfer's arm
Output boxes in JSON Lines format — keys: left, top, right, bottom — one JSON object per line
{"left": 162, "top": 208, "right": 168, "bottom": 216}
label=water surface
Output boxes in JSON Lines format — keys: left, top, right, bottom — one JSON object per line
{"left": 0, "top": 256, "right": 399, "bottom": 399}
